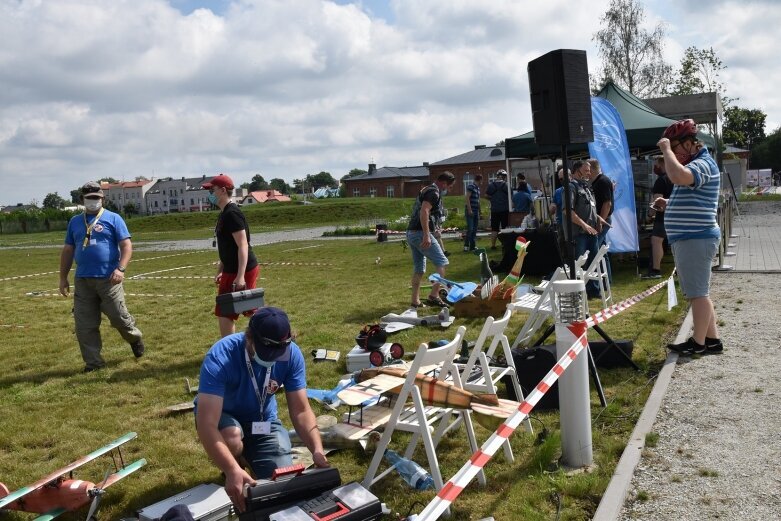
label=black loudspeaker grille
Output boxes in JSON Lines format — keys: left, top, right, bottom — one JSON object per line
{"left": 528, "top": 49, "right": 594, "bottom": 145}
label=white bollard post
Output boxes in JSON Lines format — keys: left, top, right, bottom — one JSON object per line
{"left": 553, "top": 279, "right": 593, "bottom": 468}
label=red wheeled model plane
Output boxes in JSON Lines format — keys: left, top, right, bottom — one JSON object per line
{"left": 0, "top": 432, "right": 146, "bottom": 520}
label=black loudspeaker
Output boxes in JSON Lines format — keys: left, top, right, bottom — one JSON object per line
{"left": 503, "top": 345, "right": 559, "bottom": 410}
{"left": 528, "top": 49, "right": 594, "bottom": 145}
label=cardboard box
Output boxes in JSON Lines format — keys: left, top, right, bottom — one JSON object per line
{"left": 453, "top": 294, "right": 513, "bottom": 318}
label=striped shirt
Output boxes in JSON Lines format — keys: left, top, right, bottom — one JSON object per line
{"left": 465, "top": 182, "right": 480, "bottom": 212}
{"left": 664, "top": 147, "right": 721, "bottom": 244}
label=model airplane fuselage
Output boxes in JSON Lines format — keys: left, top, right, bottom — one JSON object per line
{"left": 0, "top": 432, "right": 145, "bottom": 519}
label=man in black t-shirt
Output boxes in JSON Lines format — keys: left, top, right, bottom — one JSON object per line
{"left": 588, "top": 159, "right": 614, "bottom": 286}
{"left": 202, "top": 174, "right": 260, "bottom": 336}
{"left": 406, "top": 171, "right": 455, "bottom": 308}
{"left": 644, "top": 157, "right": 674, "bottom": 278}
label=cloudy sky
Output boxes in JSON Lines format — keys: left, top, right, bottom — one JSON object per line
{"left": 1, "top": 0, "right": 778, "bottom": 206}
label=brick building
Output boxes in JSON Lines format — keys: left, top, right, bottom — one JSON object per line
{"left": 428, "top": 145, "right": 508, "bottom": 196}
{"left": 342, "top": 163, "right": 430, "bottom": 198}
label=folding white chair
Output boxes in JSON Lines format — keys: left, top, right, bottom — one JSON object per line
{"left": 510, "top": 267, "right": 566, "bottom": 349}
{"left": 582, "top": 244, "right": 613, "bottom": 309}
{"left": 362, "top": 326, "right": 485, "bottom": 498}
{"left": 457, "top": 309, "right": 532, "bottom": 463}
{"left": 533, "top": 251, "right": 587, "bottom": 294}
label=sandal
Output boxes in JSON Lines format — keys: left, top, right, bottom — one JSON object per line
{"left": 410, "top": 302, "right": 423, "bottom": 308}
{"left": 425, "top": 296, "right": 449, "bottom": 307}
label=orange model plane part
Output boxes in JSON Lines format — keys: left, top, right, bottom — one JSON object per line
{"left": 0, "top": 432, "right": 146, "bottom": 519}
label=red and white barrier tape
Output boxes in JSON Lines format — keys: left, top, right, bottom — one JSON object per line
{"left": 417, "top": 279, "right": 670, "bottom": 520}
{"left": 129, "top": 265, "right": 194, "bottom": 279}
{"left": 586, "top": 279, "right": 668, "bottom": 329}
{"left": 417, "top": 323, "right": 589, "bottom": 521}
{"left": 374, "top": 227, "right": 460, "bottom": 235}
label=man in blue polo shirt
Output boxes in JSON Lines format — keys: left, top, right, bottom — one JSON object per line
{"left": 655, "top": 119, "right": 723, "bottom": 356}
{"left": 59, "top": 181, "right": 144, "bottom": 372}
{"left": 195, "top": 307, "right": 328, "bottom": 513}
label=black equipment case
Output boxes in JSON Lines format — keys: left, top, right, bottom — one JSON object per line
{"left": 216, "top": 288, "right": 265, "bottom": 316}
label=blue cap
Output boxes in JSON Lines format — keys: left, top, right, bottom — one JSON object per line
{"left": 249, "top": 307, "right": 292, "bottom": 362}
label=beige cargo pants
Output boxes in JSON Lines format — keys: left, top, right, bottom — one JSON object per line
{"left": 74, "top": 277, "right": 143, "bottom": 369}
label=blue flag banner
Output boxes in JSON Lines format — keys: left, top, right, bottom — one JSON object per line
{"left": 588, "top": 97, "right": 639, "bottom": 252}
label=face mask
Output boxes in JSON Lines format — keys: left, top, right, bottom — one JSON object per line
{"left": 253, "top": 352, "right": 275, "bottom": 369}
{"left": 440, "top": 189, "right": 448, "bottom": 196}
{"left": 207, "top": 193, "right": 219, "bottom": 206}
{"left": 84, "top": 199, "right": 102, "bottom": 212}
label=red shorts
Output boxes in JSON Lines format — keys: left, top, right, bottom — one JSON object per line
{"left": 214, "top": 264, "right": 261, "bottom": 320}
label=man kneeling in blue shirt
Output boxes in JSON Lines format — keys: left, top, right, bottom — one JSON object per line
{"left": 195, "top": 307, "right": 328, "bottom": 513}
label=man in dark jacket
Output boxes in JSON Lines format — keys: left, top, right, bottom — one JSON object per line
{"left": 485, "top": 169, "right": 510, "bottom": 249}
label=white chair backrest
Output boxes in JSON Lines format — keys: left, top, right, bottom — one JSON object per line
{"left": 408, "top": 325, "right": 466, "bottom": 388}
{"left": 461, "top": 310, "right": 512, "bottom": 378}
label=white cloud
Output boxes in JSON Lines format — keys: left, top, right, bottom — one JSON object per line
{"left": 0, "top": 0, "right": 777, "bottom": 206}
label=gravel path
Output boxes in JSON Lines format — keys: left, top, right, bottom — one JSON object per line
{"left": 619, "top": 206, "right": 781, "bottom": 520}
{"left": 133, "top": 225, "right": 342, "bottom": 251}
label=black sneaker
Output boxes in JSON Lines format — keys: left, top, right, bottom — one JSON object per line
{"left": 83, "top": 365, "right": 104, "bottom": 373}
{"left": 704, "top": 337, "right": 724, "bottom": 355}
{"left": 641, "top": 270, "right": 662, "bottom": 279}
{"left": 131, "top": 339, "right": 145, "bottom": 358}
{"left": 443, "top": 250, "right": 451, "bottom": 257}
{"left": 668, "top": 337, "right": 706, "bottom": 356}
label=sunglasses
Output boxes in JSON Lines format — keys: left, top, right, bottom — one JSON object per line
{"left": 84, "top": 195, "right": 102, "bottom": 200}
{"left": 256, "top": 335, "right": 291, "bottom": 348}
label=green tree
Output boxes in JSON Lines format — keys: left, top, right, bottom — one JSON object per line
{"left": 723, "top": 107, "right": 766, "bottom": 149}
{"left": 70, "top": 189, "right": 82, "bottom": 204}
{"left": 103, "top": 199, "right": 120, "bottom": 213}
{"left": 593, "top": 0, "right": 672, "bottom": 97}
{"left": 308, "top": 171, "right": 338, "bottom": 189}
{"left": 42, "top": 192, "right": 67, "bottom": 209}
{"left": 123, "top": 202, "right": 139, "bottom": 216}
{"left": 670, "top": 46, "right": 734, "bottom": 139}
{"left": 750, "top": 126, "right": 781, "bottom": 172}
{"left": 269, "top": 178, "right": 290, "bottom": 194}
{"left": 292, "top": 178, "right": 305, "bottom": 193}
{"left": 97, "top": 177, "right": 118, "bottom": 184}
{"left": 247, "top": 174, "right": 269, "bottom": 192}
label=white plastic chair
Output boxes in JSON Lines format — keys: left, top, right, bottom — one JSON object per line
{"left": 510, "top": 267, "right": 566, "bottom": 349}
{"left": 362, "top": 326, "right": 485, "bottom": 499}
{"left": 582, "top": 244, "right": 613, "bottom": 310}
{"left": 456, "top": 309, "right": 532, "bottom": 463}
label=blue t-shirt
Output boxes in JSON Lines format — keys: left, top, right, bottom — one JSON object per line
{"left": 512, "top": 190, "right": 533, "bottom": 213}
{"left": 552, "top": 187, "right": 564, "bottom": 224}
{"left": 664, "top": 148, "right": 721, "bottom": 244}
{"left": 465, "top": 182, "right": 480, "bottom": 213}
{"left": 197, "top": 333, "right": 307, "bottom": 424}
{"left": 65, "top": 210, "right": 131, "bottom": 278}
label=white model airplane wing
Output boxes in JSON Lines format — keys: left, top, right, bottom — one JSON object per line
{"left": 336, "top": 373, "right": 405, "bottom": 406}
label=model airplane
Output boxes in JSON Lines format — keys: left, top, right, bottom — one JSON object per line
{"left": 380, "top": 307, "right": 454, "bottom": 328}
{"left": 0, "top": 432, "right": 146, "bottom": 520}
{"left": 428, "top": 274, "right": 478, "bottom": 304}
{"left": 490, "top": 237, "right": 530, "bottom": 299}
{"left": 335, "top": 366, "right": 519, "bottom": 430}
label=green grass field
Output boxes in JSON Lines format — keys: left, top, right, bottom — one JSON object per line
{"left": 0, "top": 221, "right": 684, "bottom": 520}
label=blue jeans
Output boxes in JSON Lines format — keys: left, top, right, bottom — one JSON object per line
{"left": 217, "top": 414, "right": 292, "bottom": 479}
{"left": 407, "top": 230, "right": 449, "bottom": 273}
{"left": 464, "top": 210, "right": 479, "bottom": 250}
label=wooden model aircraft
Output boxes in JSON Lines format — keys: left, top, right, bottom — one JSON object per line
{"left": 336, "top": 366, "right": 520, "bottom": 430}
{"left": 0, "top": 432, "right": 146, "bottom": 520}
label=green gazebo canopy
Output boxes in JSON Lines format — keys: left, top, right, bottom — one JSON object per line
{"left": 505, "top": 81, "right": 714, "bottom": 158}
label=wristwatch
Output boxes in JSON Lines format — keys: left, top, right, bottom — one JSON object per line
{"left": 117, "top": 266, "right": 126, "bottom": 273}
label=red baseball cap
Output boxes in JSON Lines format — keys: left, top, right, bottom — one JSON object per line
{"left": 202, "top": 174, "right": 234, "bottom": 190}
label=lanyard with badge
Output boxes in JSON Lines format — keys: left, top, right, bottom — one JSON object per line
{"left": 82, "top": 208, "right": 105, "bottom": 249}
{"left": 244, "top": 350, "right": 273, "bottom": 435}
